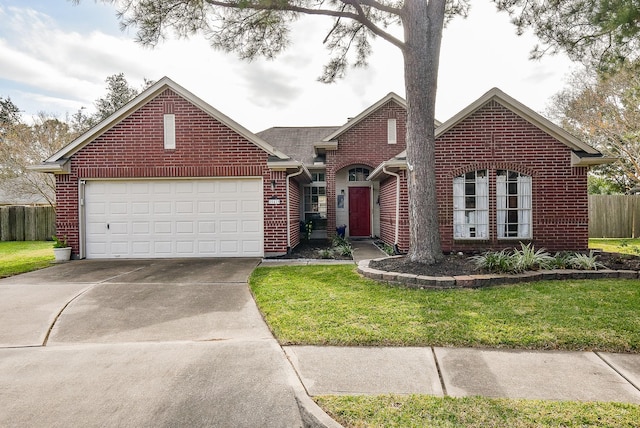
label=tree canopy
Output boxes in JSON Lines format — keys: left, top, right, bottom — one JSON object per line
{"left": 1, "top": 73, "right": 147, "bottom": 205}
{"left": 497, "top": 0, "right": 640, "bottom": 69}
{"left": 549, "top": 63, "right": 640, "bottom": 192}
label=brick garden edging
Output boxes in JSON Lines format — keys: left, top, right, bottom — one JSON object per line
{"left": 357, "top": 258, "right": 640, "bottom": 289}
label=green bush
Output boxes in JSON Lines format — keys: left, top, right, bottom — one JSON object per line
{"left": 568, "top": 251, "right": 605, "bottom": 270}
{"left": 511, "top": 242, "right": 554, "bottom": 273}
{"left": 471, "top": 244, "right": 605, "bottom": 274}
{"left": 471, "top": 249, "right": 513, "bottom": 273}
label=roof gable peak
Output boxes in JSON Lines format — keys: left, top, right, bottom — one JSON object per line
{"left": 322, "top": 92, "right": 406, "bottom": 142}
{"left": 46, "top": 76, "right": 289, "bottom": 163}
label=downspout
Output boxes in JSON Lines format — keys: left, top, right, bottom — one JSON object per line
{"left": 286, "top": 167, "right": 305, "bottom": 252}
{"left": 383, "top": 166, "right": 401, "bottom": 254}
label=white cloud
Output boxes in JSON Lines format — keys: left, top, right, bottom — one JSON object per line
{"left": 0, "top": 0, "right": 578, "bottom": 132}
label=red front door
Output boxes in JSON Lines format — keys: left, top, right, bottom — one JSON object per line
{"left": 349, "top": 187, "right": 371, "bottom": 237}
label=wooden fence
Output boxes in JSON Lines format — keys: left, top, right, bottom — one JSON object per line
{"left": 0, "top": 205, "right": 56, "bottom": 241}
{"left": 589, "top": 195, "right": 640, "bottom": 238}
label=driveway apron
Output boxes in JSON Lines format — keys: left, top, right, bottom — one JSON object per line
{"left": 0, "top": 259, "right": 305, "bottom": 427}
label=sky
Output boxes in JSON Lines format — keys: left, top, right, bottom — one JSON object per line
{"left": 0, "top": 0, "right": 578, "bottom": 133}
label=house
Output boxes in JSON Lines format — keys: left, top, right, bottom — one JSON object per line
{"left": 32, "top": 77, "right": 611, "bottom": 259}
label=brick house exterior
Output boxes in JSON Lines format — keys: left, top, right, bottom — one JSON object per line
{"left": 368, "top": 88, "right": 612, "bottom": 253}
{"left": 34, "top": 79, "right": 610, "bottom": 259}
{"left": 34, "top": 77, "right": 310, "bottom": 259}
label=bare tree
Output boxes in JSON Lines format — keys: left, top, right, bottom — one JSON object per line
{"left": 0, "top": 114, "right": 74, "bottom": 205}
{"left": 77, "top": 0, "right": 475, "bottom": 264}
{"left": 549, "top": 64, "right": 640, "bottom": 192}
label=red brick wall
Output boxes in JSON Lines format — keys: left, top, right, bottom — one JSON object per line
{"left": 56, "top": 89, "right": 290, "bottom": 257}
{"left": 379, "top": 170, "right": 409, "bottom": 251}
{"left": 288, "top": 177, "right": 302, "bottom": 250}
{"left": 326, "top": 100, "right": 407, "bottom": 236}
{"left": 434, "top": 101, "right": 588, "bottom": 252}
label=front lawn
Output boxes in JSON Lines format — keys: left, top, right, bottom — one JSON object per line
{"left": 316, "top": 395, "right": 640, "bottom": 428}
{"left": 249, "top": 265, "right": 640, "bottom": 351}
{"left": 0, "top": 241, "right": 54, "bottom": 278}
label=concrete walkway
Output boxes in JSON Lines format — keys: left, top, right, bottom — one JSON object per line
{"left": 285, "top": 346, "right": 640, "bottom": 404}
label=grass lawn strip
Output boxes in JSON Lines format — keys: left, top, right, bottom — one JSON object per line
{"left": 0, "top": 241, "right": 54, "bottom": 278}
{"left": 315, "top": 395, "right": 640, "bottom": 428}
{"left": 249, "top": 265, "right": 640, "bottom": 352}
{"left": 590, "top": 238, "right": 640, "bottom": 255}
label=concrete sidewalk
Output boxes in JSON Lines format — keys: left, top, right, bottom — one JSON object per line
{"left": 285, "top": 346, "right": 640, "bottom": 404}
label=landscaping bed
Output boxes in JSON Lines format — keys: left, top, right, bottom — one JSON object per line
{"left": 370, "top": 251, "right": 640, "bottom": 277}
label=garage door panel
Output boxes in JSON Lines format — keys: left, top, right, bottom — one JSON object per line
{"left": 198, "top": 201, "right": 215, "bottom": 214}
{"left": 154, "top": 202, "right": 172, "bottom": 215}
{"left": 198, "top": 221, "right": 216, "bottom": 234}
{"left": 85, "top": 179, "right": 263, "bottom": 258}
{"left": 176, "top": 201, "right": 194, "bottom": 214}
{"left": 219, "top": 200, "right": 238, "bottom": 213}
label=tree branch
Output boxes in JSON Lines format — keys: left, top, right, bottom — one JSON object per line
{"left": 204, "top": 0, "right": 404, "bottom": 48}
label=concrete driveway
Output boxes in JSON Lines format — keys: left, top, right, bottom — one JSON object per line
{"left": 0, "top": 259, "right": 308, "bottom": 427}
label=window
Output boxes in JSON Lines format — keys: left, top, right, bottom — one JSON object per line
{"left": 497, "top": 170, "right": 532, "bottom": 238}
{"left": 304, "top": 172, "right": 327, "bottom": 231}
{"left": 311, "top": 172, "right": 325, "bottom": 182}
{"left": 303, "top": 186, "right": 327, "bottom": 230}
{"left": 453, "top": 170, "right": 489, "bottom": 239}
{"left": 348, "top": 167, "right": 370, "bottom": 182}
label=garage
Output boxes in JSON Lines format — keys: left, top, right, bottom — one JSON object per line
{"left": 83, "top": 178, "right": 263, "bottom": 258}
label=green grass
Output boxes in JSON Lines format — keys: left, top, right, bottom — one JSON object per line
{"left": 249, "top": 265, "right": 640, "bottom": 351}
{"left": 0, "top": 241, "right": 54, "bottom": 278}
{"left": 316, "top": 395, "right": 640, "bottom": 428}
{"left": 590, "top": 238, "right": 640, "bottom": 255}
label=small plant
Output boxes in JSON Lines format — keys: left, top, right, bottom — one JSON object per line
{"left": 382, "top": 243, "right": 395, "bottom": 256}
{"left": 331, "top": 235, "right": 353, "bottom": 258}
{"left": 52, "top": 235, "right": 68, "bottom": 248}
{"left": 317, "top": 248, "right": 334, "bottom": 259}
{"left": 305, "top": 221, "right": 313, "bottom": 240}
{"left": 471, "top": 249, "right": 513, "bottom": 273}
{"left": 549, "top": 252, "right": 573, "bottom": 269}
{"left": 511, "top": 242, "right": 554, "bottom": 273}
{"left": 568, "top": 251, "right": 606, "bottom": 270}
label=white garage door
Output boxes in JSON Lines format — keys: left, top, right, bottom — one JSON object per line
{"left": 84, "top": 179, "right": 263, "bottom": 258}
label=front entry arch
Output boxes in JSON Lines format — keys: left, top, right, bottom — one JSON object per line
{"left": 349, "top": 187, "right": 371, "bottom": 237}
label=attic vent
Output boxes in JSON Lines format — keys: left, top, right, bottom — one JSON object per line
{"left": 164, "top": 114, "right": 176, "bottom": 150}
{"left": 164, "top": 101, "right": 174, "bottom": 114}
{"left": 387, "top": 118, "right": 397, "bottom": 144}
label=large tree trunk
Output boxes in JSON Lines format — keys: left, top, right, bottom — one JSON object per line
{"left": 402, "top": 0, "right": 445, "bottom": 264}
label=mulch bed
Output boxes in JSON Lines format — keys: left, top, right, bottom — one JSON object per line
{"left": 370, "top": 251, "right": 640, "bottom": 277}
{"left": 272, "top": 239, "right": 352, "bottom": 260}
{"left": 278, "top": 239, "right": 640, "bottom": 277}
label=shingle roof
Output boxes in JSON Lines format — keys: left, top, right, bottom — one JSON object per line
{"left": 257, "top": 126, "right": 339, "bottom": 165}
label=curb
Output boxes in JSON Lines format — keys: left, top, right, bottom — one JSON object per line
{"left": 357, "top": 258, "right": 640, "bottom": 288}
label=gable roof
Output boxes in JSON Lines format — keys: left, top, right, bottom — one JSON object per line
{"left": 257, "top": 126, "right": 339, "bottom": 165}
{"left": 43, "top": 76, "right": 290, "bottom": 167}
{"left": 322, "top": 92, "right": 408, "bottom": 142}
{"left": 436, "top": 87, "right": 599, "bottom": 154}
{"left": 388, "top": 87, "right": 614, "bottom": 167}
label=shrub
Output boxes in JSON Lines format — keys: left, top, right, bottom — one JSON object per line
{"left": 331, "top": 235, "right": 353, "bottom": 258}
{"left": 317, "top": 248, "right": 334, "bottom": 259}
{"left": 511, "top": 243, "right": 554, "bottom": 272}
{"left": 568, "top": 251, "right": 606, "bottom": 270}
{"left": 549, "top": 252, "right": 573, "bottom": 269}
{"left": 471, "top": 249, "right": 513, "bottom": 273}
